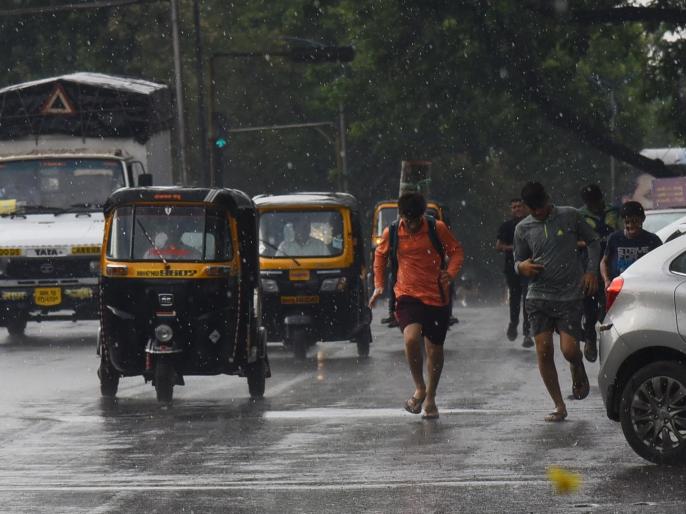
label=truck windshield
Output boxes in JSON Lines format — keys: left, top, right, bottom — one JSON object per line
{"left": 259, "top": 210, "right": 344, "bottom": 258}
{"left": 0, "top": 158, "right": 125, "bottom": 214}
{"left": 107, "top": 205, "right": 232, "bottom": 262}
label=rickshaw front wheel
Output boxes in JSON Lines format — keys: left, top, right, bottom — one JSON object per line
{"left": 98, "top": 352, "right": 119, "bottom": 398}
{"left": 246, "top": 358, "right": 266, "bottom": 399}
{"left": 154, "top": 358, "right": 176, "bottom": 403}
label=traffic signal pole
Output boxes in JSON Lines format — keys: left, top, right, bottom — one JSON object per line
{"left": 208, "top": 46, "right": 354, "bottom": 189}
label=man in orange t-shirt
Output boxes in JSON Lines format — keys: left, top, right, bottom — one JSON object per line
{"left": 369, "top": 192, "right": 464, "bottom": 419}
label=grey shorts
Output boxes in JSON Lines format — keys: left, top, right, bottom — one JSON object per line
{"left": 525, "top": 299, "right": 583, "bottom": 340}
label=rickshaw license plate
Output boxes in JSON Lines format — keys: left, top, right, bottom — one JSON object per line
{"left": 281, "top": 295, "right": 319, "bottom": 305}
{"left": 34, "top": 287, "right": 61, "bottom": 306}
{"left": 289, "top": 269, "right": 310, "bottom": 281}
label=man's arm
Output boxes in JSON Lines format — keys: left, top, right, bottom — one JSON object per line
{"left": 369, "top": 227, "right": 390, "bottom": 307}
{"left": 437, "top": 222, "right": 464, "bottom": 279}
{"left": 600, "top": 255, "right": 611, "bottom": 289}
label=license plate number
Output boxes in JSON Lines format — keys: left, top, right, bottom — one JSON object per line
{"left": 34, "top": 287, "right": 61, "bottom": 306}
{"left": 280, "top": 295, "right": 319, "bottom": 305}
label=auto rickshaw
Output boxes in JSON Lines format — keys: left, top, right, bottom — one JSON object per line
{"left": 98, "top": 187, "right": 269, "bottom": 403}
{"left": 254, "top": 192, "right": 372, "bottom": 359}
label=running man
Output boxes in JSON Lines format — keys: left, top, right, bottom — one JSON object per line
{"left": 496, "top": 198, "right": 533, "bottom": 347}
{"left": 600, "top": 201, "right": 661, "bottom": 288}
{"left": 369, "top": 192, "right": 464, "bottom": 420}
{"left": 514, "top": 182, "right": 600, "bottom": 422}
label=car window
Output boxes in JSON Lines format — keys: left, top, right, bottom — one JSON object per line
{"left": 670, "top": 251, "right": 686, "bottom": 274}
{"left": 644, "top": 212, "right": 686, "bottom": 233}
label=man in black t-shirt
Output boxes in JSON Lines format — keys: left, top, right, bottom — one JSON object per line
{"left": 601, "top": 201, "right": 662, "bottom": 288}
{"left": 496, "top": 198, "right": 533, "bottom": 347}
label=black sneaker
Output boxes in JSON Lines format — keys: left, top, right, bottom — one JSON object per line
{"left": 381, "top": 316, "right": 394, "bottom": 324}
{"left": 449, "top": 316, "right": 460, "bottom": 326}
{"left": 506, "top": 323, "right": 517, "bottom": 341}
{"left": 387, "top": 317, "right": 399, "bottom": 328}
{"left": 522, "top": 336, "right": 534, "bottom": 348}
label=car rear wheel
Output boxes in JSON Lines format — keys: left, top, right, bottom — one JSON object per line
{"left": 619, "top": 361, "right": 686, "bottom": 465}
{"left": 291, "top": 328, "right": 308, "bottom": 360}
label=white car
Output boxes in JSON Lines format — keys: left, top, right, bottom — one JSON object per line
{"left": 598, "top": 236, "right": 686, "bottom": 464}
{"left": 644, "top": 208, "right": 686, "bottom": 236}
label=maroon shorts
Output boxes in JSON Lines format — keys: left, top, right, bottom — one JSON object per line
{"left": 395, "top": 296, "right": 450, "bottom": 345}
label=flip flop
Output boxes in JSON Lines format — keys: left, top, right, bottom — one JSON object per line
{"left": 404, "top": 396, "right": 425, "bottom": 414}
{"left": 422, "top": 405, "right": 439, "bottom": 420}
{"left": 544, "top": 409, "right": 567, "bottom": 422}
{"left": 570, "top": 363, "right": 590, "bottom": 400}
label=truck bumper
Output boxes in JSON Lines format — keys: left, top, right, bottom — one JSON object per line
{"left": 0, "top": 284, "right": 99, "bottom": 324}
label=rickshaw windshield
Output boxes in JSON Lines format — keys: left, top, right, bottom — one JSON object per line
{"left": 259, "top": 210, "right": 344, "bottom": 258}
{"left": 376, "top": 207, "right": 398, "bottom": 235}
{"left": 106, "top": 205, "right": 232, "bottom": 262}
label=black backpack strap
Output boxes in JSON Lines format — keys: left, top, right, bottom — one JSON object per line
{"left": 425, "top": 215, "right": 446, "bottom": 269}
{"left": 388, "top": 219, "right": 399, "bottom": 276}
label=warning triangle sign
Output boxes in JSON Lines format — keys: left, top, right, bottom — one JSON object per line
{"left": 41, "top": 83, "right": 76, "bottom": 115}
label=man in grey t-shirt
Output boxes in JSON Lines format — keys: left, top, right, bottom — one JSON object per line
{"left": 514, "top": 182, "right": 600, "bottom": 422}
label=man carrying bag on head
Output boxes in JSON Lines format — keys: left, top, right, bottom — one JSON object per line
{"left": 369, "top": 192, "right": 464, "bottom": 420}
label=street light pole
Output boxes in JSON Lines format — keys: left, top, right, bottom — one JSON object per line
{"left": 192, "top": 0, "right": 209, "bottom": 185}
{"left": 338, "top": 101, "right": 348, "bottom": 192}
{"left": 609, "top": 89, "right": 617, "bottom": 201}
{"left": 170, "top": 0, "right": 187, "bottom": 184}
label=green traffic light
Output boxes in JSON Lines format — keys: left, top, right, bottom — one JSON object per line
{"left": 215, "top": 138, "right": 228, "bottom": 149}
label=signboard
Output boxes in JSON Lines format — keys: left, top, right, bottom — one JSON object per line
{"left": 652, "top": 177, "right": 686, "bottom": 209}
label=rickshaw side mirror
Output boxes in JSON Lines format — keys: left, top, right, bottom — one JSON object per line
{"left": 138, "top": 173, "right": 153, "bottom": 187}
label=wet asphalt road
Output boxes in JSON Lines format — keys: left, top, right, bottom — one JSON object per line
{"left": 1, "top": 304, "right": 685, "bottom": 513}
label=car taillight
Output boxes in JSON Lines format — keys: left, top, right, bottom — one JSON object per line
{"left": 605, "top": 277, "right": 624, "bottom": 312}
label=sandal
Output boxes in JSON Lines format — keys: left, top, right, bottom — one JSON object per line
{"left": 570, "top": 363, "right": 590, "bottom": 400}
{"left": 422, "top": 404, "right": 439, "bottom": 420}
{"left": 404, "top": 395, "right": 425, "bottom": 414}
{"left": 544, "top": 408, "right": 567, "bottom": 422}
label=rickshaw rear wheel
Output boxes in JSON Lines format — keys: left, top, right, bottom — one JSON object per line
{"left": 6, "top": 314, "right": 27, "bottom": 337}
{"left": 98, "top": 351, "right": 119, "bottom": 398}
{"left": 154, "top": 358, "right": 176, "bottom": 403}
{"left": 246, "top": 358, "right": 266, "bottom": 399}
{"left": 291, "top": 329, "right": 308, "bottom": 360}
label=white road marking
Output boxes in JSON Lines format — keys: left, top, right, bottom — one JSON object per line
{"left": 264, "top": 407, "right": 506, "bottom": 419}
{"left": 0, "top": 479, "right": 548, "bottom": 492}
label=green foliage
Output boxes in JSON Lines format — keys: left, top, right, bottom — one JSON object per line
{"left": 0, "top": 0, "right": 682, "bottom": 292}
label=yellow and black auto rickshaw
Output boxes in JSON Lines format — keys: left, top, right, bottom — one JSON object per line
{"left": 98, "top": 187, "right": 269, "bottom": 402}
{"left": 254, "top": 192, "right": 372, "bottom": 359}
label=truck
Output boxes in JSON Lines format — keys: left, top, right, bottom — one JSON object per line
{"left": 0, "top": 73, "right": 173, "bottom": 336}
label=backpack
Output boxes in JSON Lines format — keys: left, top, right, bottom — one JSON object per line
{"left": 388, "top": 215, "right": 446, "bottom": 277}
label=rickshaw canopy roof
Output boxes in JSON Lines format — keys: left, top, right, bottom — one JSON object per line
{"left": 253, "top": 192, "right": 359, "bottom": 211}
{"left": 104, "top": 187, "right": 255, "bottom": 216}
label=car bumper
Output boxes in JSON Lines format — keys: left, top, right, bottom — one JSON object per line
{"left": 598, "top": 321, "right": 622, "bottom": 421}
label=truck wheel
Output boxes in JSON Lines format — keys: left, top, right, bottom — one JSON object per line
{"left": 154, "top": 358, "right": 176, "bottom": 404}
{"left": 7, "top": 315, "right": 27, "bottom": 337}
{"left": 619, "top": 361, "right": 686, "bottom": 465}
{"left": 246, "top": 358, "right": 266, "bottom": 399}
{"left": 98, "top": 351, "right": 119, "bottom": 398}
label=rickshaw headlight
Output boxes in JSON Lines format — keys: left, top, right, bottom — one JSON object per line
{"left": 320, "top": 277, "right": 348, "bottom": 292}
{"left": 261, "top": 278, "right": 279, "bottom": 293}
{"left": 155, "top": 324, "right": 174, "bottom": 343}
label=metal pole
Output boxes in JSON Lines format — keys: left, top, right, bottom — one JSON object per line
{"left": 209, "top": 55, "right": 217, "bottom": 187}
{"left": 170, "top": 0, "right": 187, "bottom": 184}
{"left": 192, "top": 0, "right": 209, "bottom": 186}
{"left": 609, "top": 90, "right": 617, "bottom": 201}
{"left": 338, "top": 101, "right": 348, "bottom": 192}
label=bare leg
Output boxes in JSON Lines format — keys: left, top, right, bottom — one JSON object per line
{"left": 423, "top": 338, "right": 444, "bottom": 413}
{"left": 403, "top": 323, "right": 426, "bottom": 400}
{"left": 560, "top": 331, "right": 589, "bottom": 399}
{"left": 535, "top": 331, "right": 567, "bottom": 418}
